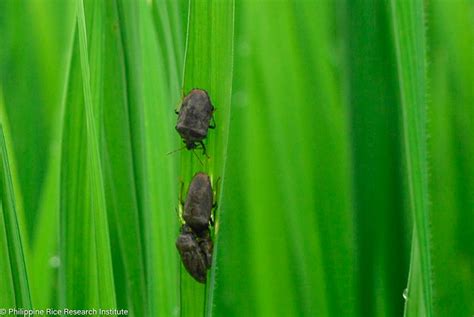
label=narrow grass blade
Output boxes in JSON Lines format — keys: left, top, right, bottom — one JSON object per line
{"left": 151, "top": 0, "right": 186, "bottom": 98}
{"left": 0, "top": 89, "right": 29, "bottom": 263}
{"left": 343, "top": 1, "right": 409, "bottom": 315}
{"left": 116, "top": 1, "right": 184, "bottom": 315}
{"left": 98, "top": 2, "right": 150, "bottom": 315}
{"left": 0, "top": 125, "right": 32, "bottom": 308}
{"left": 214, "top": 1, "right": 355, "bottom": 316}
{"left": 390, "top": 1, "right": 432, "bottom": 316}
{"left": 427, "top": 0, "right": 474, "bottom": 315}
{"left": 180, "top": 0, "right": 235, "bottom": 182}
{"left": 59, "top": 0, "right": 116, "bottom": 309}
{"left": 27, "top": 4, "right": 76, "bottom": 310}
{"left": 178, "top": 0, "right": 235, "bottom": 315}
{"left": 0, "top": 1, "right": 50, "bottom": 234}
{"left": 29, "top": 154, "right": 62, "bottom": 310}
{"left": 76, "top": 0, "right": 116, "bottom": 307}
{"left": 138, "top": 11, "right": 182, "bottom": 313}
{"left": 0, "top": 203, "right": 16, "bottom": 308}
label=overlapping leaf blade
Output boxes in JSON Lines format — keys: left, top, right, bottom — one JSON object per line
{"left": 59, "top": 0, "right": 116, "bottom": 310}
{"left": 390, "top": 1, "right": 432, "bottom": 316}
{"left": 0, "top": 125, "right": 32, "bottom": 309}
{"left": 178, "top": 0, "right": 235, "bottom": 316}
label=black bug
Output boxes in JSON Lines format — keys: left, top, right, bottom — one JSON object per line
{"left": 176, "top": 172, "right": 218, "bottom": 283}
{"left": 175, "top": 89, "right": 215, "bottom": 155}
{"left": 182, "top": 172, "right": 214, "bottom": 232}
{"left": 197, "top": 228, "right": 213, "bottom": 269}
{"left": 176, "top": 225, "right": 210, "bottom": 283}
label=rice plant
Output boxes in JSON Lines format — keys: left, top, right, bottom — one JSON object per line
{"left": 0, "top": 0, "right": 472, "bottom": 316}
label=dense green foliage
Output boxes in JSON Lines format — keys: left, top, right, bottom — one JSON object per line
{"left": 0, "top": 0, "right": 472, "bottom": 316}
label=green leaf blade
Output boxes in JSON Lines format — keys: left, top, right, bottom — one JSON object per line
{"left": 427, "top": 0, "right": 474, "bottom": 315}
{"left": 59, "top": 0, "right": 117, "bottom": 310}
{"left": 0, "top": 125, "right": 32, "bottom": 308}
{"left": 214, "top": 1, "right": 355, "bottom": 316}
{"left": 179, "top": 0, "right": 235, "bottom": 316}
{"left": 390, "top": 1, "right": 432, "bottom": 316}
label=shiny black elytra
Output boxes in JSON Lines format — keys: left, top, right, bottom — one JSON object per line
{"left": 182, "top": 172, "right": 214, "bottom": 232}
{"left": 175, "top": 89, "right": 215, "bottom": 155}
{"left": 176, "top": 225, "right": 213, "bottom": 283}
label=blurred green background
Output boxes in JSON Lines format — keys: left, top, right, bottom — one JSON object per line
{"left": 0, "top": 0, "right": 472, "bottom": 316}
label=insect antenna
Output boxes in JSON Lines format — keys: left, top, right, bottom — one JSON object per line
{"left": 192, "top": 149, "right": 204, "bottom": 166}
{"left": 166, "top": 145, "right": 187, "bottom": 155}
{"left": 166, "top": 145, "right": 204, "bottom": 165}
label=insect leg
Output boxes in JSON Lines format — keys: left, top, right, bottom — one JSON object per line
{"left": 198, "top": 141, "right": 209, "bottom": 158}
{"left": 209, "top": 115, "right": 216, "bottom": 129}
{"left": 174, "top": 99, "right": 181, "bottom": 114}
{"left": 179, "top": 178, "right": 185, "bottom": 207}
{"left": 210, "top": 177, "right": 221, "bottom": 226}
{"left": 175, "top": 89, "right": 185, "bottom": 114}
{"left": 175, "top": 206, "right": 182, "bottom": 223}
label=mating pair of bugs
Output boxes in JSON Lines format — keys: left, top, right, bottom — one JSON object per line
{"left": 176, "top": 172, "right": 218, "bottom": 283}
{"left": 174, "top": 89, "right": 217, "bottom": 283}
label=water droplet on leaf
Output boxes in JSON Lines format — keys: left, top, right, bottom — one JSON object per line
{"left": 403, "top": 288, "right": 408, "bottom": 300}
